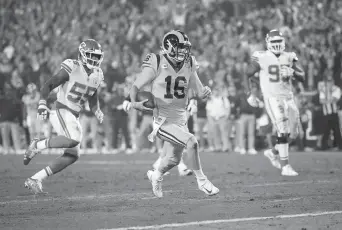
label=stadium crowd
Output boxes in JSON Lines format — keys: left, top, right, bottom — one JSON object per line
{"left": 0, "top": 0, "right": 342, "bottom": 154}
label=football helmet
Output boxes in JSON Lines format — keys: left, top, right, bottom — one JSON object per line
{"left": 78, "top": 39, "right": 104, "bottom": 69}
{"left": 26, "top": 83, "right": 37, "bottom": 94}
{"left": 162, "top": 30, "right": 191, "bottom": 62}
{"left": 265, "top": 30, "right": 285, "bottom": 54}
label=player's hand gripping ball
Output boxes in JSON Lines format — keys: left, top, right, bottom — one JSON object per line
{"left": 280, "top": 65, "right": 294, "bottom": 82}
{"left": 132, "top": 91, "right": 155, "bottom": 111}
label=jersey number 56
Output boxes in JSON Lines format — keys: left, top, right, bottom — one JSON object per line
{"left": 67, "top": 82, "right": 97, "bottom": 105}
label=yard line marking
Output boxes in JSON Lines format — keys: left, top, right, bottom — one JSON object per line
{"left": 270, "top": 197, "right": 302, "bottom": 203}
{"left": 97, "top": 210, "right": 342, "bottom": 230}
{"left": 245, "top": 180, "right": 338, "bottom": 187}
{"left": 36, "top": 160, "right": 154, "bottom": 166}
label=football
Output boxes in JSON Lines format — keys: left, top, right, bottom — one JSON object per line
{"left": 136, "top": 91, "right": 155, "bottom": 109}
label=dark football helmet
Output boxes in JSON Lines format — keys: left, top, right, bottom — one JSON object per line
{"left": 162, "top": 30, "right": 191, "bottom": 62}
{"left": 78, "top": 39, "right": 104, "bottom": 69}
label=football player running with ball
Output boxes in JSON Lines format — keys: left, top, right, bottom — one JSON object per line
{"left": 130, "top": 30, "right": 219, "bottom": 197}
{"left": 23, "top": 39, "right": 105, "bottom": 194}
{"left": 246, "top": 30, "right": 305, "bottom": 176}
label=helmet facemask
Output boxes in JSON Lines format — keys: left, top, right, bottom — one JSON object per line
{"left": 79, "top": 43, "right": 104, "bottom": 69}
{"left": 266, "top": 37, "right": 285, "bottom": 55}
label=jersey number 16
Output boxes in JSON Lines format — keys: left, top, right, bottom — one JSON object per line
{"left": 164, "top": 76, "right": 186, "bottom": 99}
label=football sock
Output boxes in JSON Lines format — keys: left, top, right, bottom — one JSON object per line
{"left": 48, "top": 151, "right": 79, "bottom": 174}
{"left": 193, "top": 169, "right": 206, "bottom": 180}
{"left": 186, "top": 142, "right": 201, "bottom": 171}
{"left": 272, "top": 145, "right": 279, "bottom": 155}
{"left": 36, "top": 136, "right": 79, "bottom": 150}
{"left": 157, "top": 155, "right": 178, "bottom": 174}
{"left": 277, "top": 143, "right": 289, "bottom": 167}
{"left": 177, "top": 156, "right": 187, "bottom": 171}
{"left": 153, "top": 157, "right": 162, "bottom": 170}
{"left": 31, "top": 166, "right": 53, "bottom": 181}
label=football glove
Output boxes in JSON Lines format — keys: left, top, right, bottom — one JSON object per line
{"left": 187, "top": 99, "right": 198, "bottom": 115}
{"left": 247, "top": 94, "right": 263, "bottom": 108}
{"left": 123, "top": 100, "right": 132, "bottom": 112}
{"left": 95, "top": 108, "right": 104, "bottom": 123}
{"left": 37, "top": 100, "right": 50, "bottom": 120}
{"left": 280, "top": 66, "right": 294, "bottom": 80}
{"left": 202, "top": 86, "right": 212, "bottom": 99}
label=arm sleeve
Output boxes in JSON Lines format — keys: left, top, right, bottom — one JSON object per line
{"left": 133, "top": 53, "right": 158, "bottom": 90}
{"left": 189, "top": 56, "right": 204, "bottom": 96}
{"left": 246, "top": 52, "right": 261, "bottom": 77}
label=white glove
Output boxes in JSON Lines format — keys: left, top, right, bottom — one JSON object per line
{"left": 95, "top": 108, "right": 104, "bottom": 123}
{"left": 280, "top": 66, "right": 294, "bottom": 80}
{"left": 187, "top": 99, "right": 198, "bottom": 115}
{"left": 37, "top": 100, "right": 50, "bottom": 121}
{"left": 247, "top": 94, "right": 263, "bottom": 108}
{"left": 123, "top": 100, "right": 132, "bottom": 112}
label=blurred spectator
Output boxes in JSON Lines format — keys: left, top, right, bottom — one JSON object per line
{"left": 195, "top": 98, "right": 208, "bottom": 151}
{"left": 206, "top": 86, "right": 230, "bottom": 152}
{"left": 235, "top": 85, "right": 259, "bottom": 155}
{"left": 22, "top": 83, "right": 41, "bottom": 140}
{"left": 227, "top": 86, "right": 239, "bottom": 152}
{"left": 318, "top": 74, "right": 342, "bottom": 150}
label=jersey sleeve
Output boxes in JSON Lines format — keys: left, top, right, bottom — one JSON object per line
{"left": 190, "top": 56, "right": 200, "bottom": 72}
{"left": 60, "top": 59, "right": 75, "bottom": 75}
{"left": 141, "top": 53, "right": 158, "bottom": 76}
{"left": 251, "top": 51, "right": 262, "bottom": 66}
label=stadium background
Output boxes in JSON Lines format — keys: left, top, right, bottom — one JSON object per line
{"left": 0, "top": 0, "right": 342, "bottom": 154}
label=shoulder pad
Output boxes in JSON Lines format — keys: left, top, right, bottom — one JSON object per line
{"left": 251, "top": 51, "right": 264, "bottom": 62}
{"left": 61, "top": 59, "right": 76, "bottom": 74}
{"left": 141, "top": 53, "right": 158, "bottom": 72}
{"left": 190, "top": 56, "right": 199, "bottom": 71}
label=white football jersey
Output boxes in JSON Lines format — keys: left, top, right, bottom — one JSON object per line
{"left": 252, "top": 50, "right": 298, "bottom": 98}
{"left": 57, "top": 59, "right": 103, "bottom": 113}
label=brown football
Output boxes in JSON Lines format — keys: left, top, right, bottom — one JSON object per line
{"left": 136, "top": 91, "right": 155, "bottom": 109}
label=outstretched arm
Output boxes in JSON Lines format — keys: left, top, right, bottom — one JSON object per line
{"left": 246, "top": 59, "right": 260, "bottom": 78}
{"left": 88, "top": 90, "right": 103, "bottom": 123}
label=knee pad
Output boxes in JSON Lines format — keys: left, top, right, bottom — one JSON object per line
{"left": 186, "top": 136, "right": 198, "bottom": 150}
{"left": 277, "top": 133, "right": 289, "bottom": 144}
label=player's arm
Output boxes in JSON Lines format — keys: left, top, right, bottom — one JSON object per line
{"left": 292, "top": 61, "right": 305, "bottom": 82}
{"left": 88, "top": 89, "right": 104, "bottom": 123}
{"left": 189, "top": 57, "right": 211, "bottom": 99}
{"left": 246, "top": 53, "right": 261, "bottom": 78}
{"left": 130, "top": 54, "right": 157, "bottom": 111}
{"left": 37, "top": 68, "right": 69, "bottom": 120}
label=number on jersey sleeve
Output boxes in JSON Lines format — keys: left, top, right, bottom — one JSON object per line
{"left": 67, "top": 82, "right": 97, "bottom": 105}
{"left": 164, "top": 76, "right": 186, "bottom": 99}
{"left": 141, "top": 53, "right": 158, "bottom": 76}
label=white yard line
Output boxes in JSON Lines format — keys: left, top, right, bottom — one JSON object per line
{"left": 245, "top": 179, "right": 338, "bottom": 187}
{"left": 97, "top": 210, "right": 342, "bottom": 230}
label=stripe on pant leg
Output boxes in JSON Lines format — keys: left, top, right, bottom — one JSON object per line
{"left": 56, "top": 109, "right": 71, "bottom": 138}
{"left": 158, "top": 128, "right": 186, "bottom": 147}
{"left": 265, "top": 98, "right": 281, "bottom": 133}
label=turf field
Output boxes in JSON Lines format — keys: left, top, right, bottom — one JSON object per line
{"left": 1, "top": 150, "right": 342, "bottom": 230}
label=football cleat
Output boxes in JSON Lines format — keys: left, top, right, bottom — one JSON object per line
{"left": 147, "top": 170, "right": 163, "bottom": 198}
{"left": 248, "top": 148, "right": 258, "bottom": 155}
{"left": 24, "top": 178, "right": 43, "bottom": 194}
{"left": 23, "top": 138, "right": 40, "bottom": 165}
{"left": 264, "top": 149, "right": 281, "bottom": 169}
{"left": 198, "top": 178, "right": 219, "bottom": 196}
{"left": 281, "top": 164, "right": 298, "bottom": 176}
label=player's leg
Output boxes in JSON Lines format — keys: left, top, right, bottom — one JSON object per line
{"left": 265, "top": 97, "right": 298, "bottom": 176}
{"left": 24, "top": 109, "right": 81, "bottom": 165}
{"left": 24, "top": 110, "right": 83, "bottom": 194}
{"left": 158, "top": 123, "right": 219, "bottom": 196}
